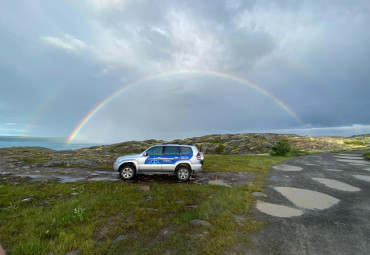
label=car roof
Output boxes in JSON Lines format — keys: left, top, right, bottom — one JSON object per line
{"left": 153, "top": 144, "right": 192, "bottom": 146}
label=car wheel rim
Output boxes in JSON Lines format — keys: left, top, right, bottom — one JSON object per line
{"left": 178, "top": 169, "right": 189, "bottom": 180}
{"left": 122, "top": 168, "right": 133, "bottom": 178}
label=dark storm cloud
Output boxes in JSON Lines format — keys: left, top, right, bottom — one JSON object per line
{"left": 0, "top": 0, "right": 369, "bottom": 141}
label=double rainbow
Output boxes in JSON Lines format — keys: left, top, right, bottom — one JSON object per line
{"left": 66, "top": 69, "right": 305, "bottom": 143}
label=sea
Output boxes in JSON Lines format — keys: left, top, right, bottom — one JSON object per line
{"left": 0, "top": 141, "right": 101, "bottom": 151}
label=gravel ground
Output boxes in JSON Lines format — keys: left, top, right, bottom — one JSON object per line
{"left": 246, "top": 152, "right": 370, "bottom": 255}
{"left": 0, "top": 154, "right": 254, "bottom": 186}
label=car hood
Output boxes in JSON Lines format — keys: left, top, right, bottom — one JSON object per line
{"left": 117, "top": 154, "right": 141, "bottom": 161}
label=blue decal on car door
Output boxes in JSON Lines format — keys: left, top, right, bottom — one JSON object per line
{"left": 145, "top": 156, "right": 162, "bottom": 164}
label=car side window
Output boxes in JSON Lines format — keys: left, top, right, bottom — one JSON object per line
{"left": 146, "top": 146, "right": 163, "bottom": 156}
{"left": 180, "top": 146, "right": 192, "bottom": 155}
{"left": 164, "top": 146, "right": 180, "bottom": 155}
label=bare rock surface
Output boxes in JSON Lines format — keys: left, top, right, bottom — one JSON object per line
{"left": 0, "top": 151, "right": 255, "bottom": 186}
{"left": 190, "top": 219, "right": 212, "bottom": 228}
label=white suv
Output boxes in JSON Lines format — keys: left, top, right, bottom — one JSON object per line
{"left": 113, "top": 144, "right": 204, "bottom": 181}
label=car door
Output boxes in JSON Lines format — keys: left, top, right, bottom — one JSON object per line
{"left": 139, "top": 146, "right": 164, "bottom": 171}
{"left": 162, "top": 146, "right": 180, "bottom": 171}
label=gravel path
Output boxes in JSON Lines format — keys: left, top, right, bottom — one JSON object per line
{"left": 246, "top": 152, "right": 370, "bottom": 255}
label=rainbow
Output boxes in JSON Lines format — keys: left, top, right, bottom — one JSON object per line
{"left": 23, "top": 89, "right": 61, "bottom": 136}
{"left": 66, "top": 69, "right": 305, "bottom": 143}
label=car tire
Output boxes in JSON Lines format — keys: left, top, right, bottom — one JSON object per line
{"left": 119, "top": 165, "right": 136, "bottom": 180}
{"left": 176, "top": 166, "right": 191, "bottom": 181}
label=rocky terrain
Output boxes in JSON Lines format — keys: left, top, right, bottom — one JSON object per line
{"left": 0, "top": 133, "right": 369, "bottom": 170}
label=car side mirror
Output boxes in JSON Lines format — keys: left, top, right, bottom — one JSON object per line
{"left": 143, "top": 152, "right": 148, "bottom": 156}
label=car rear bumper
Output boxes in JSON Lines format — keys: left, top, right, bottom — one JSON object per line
{"left": 192, "top": 163, "right": 203, "bottom": 173}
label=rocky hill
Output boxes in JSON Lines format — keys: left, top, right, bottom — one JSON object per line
{"left": 92, "top": 133, "right": 370, "bottom": 155}
{"left": 1, "top": 133, "right": 369, "bottom": 169}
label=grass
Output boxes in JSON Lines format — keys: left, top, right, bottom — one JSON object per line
{"left": 344, "top": 140, "right": 364, "bottom": 146}
{"left": 364, "top": 151, "right": 370, "bottom": 160}
{"left": 203, "top": 154, "right": 289, "bottom": 175}
{"left": 0, "top": 154, "right": 290, "bottom": 254}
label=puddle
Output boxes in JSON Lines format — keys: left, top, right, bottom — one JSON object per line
{"left": 334, "top": 155, "right": 363, "bottom": 159}
{"left": 325, "top": 169, "right": 343, "bottom": 172}
{"left": 349, "top": 163, "right": 369, "bottom": 166}
{"left": 337, "top": 154, "right": 363, "bottom": 157}
{"left": 88, "top": 177, "right": 119, "bottom": 182}
{"left": 335, "top": 159, "right": 370, "bottom": 165}
{"left": 273, "top": 187, "right": 339, "bottom": 210}
{"left": 364, "top": 168, "right": 370, "bottom": 171}
{"left": 208, "top": 180, "right": 231, "bottom": 187}
{"left": 272, "top": 164, "right": 303, "bottom": 171}
{"left": 17, "top": 174, "right": 43, "bottom": 179}
{"left": 95, "top": 171, "right": 113, "bottom": 174}
{"left": 57, "top": 176, "right": 86, "bottom": 183}
{"left": 312, "top": 178, "right": 361, "bottom": 192}
{"left": 305, "top": 163, "right": 316, "bottom": 166}
{"left": 256, "top": 200, "right": 303, "bottom": 218}
{"left": 353, "top": 175, "right": 370, "bottom": 182}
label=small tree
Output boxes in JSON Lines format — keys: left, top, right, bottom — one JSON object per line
{"left": 216, "top": 143, "right": 225, "bottom": 154}
{"left": 270, "top": 139, "right": 291, "bottom": 156}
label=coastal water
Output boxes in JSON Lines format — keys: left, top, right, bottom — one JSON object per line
{"left": 0, "top": 141, "right": 101, "bottom": 151}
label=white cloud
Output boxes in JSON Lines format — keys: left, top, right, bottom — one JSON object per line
{"left": 150, "top": 26, "right": 169, "bottom": 37}
{"left": 42, "top": 34, "right": 87, "bottom": 53}
{"left": 225, "top": 0, "right": 241, "bottom": 10}
{"left": 92, "top": 67, "right": 111, "bottom": 77}
{"left": 165, "top": 10, "right": 223, "bottom": 69}
{"left": 85, "top": 0, "right": 131, "bottom": 11}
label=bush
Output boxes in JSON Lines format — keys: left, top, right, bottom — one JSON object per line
{"left": 270, "top": 139, "right": 291, "bottom": 156}
{"left": 364, "top": 151, "right": 370, "bottom": 160}
{"left": 344, "top": 140, "right": 364, "bottom": 146}
{"left": 216, "top": 143, "right": 225, "bottom": 154}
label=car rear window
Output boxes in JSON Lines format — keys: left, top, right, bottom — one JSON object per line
{"left": 164, "top": 146, "right": 180, "bottom": 155}
{"left": 180, "top": 146, "right": 192, "bottom": 155}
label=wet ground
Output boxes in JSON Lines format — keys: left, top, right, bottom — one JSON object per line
{"left": 247, "top": 152, "right": 370, "bottom": 255}
{"left": 0, "top": 155, "right": 254, "bottom": 186}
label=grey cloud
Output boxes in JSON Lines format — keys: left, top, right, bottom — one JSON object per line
{"left": 0, "top": 0, "right": 369, "bottom": 142}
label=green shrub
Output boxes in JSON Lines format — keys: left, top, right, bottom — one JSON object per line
{"left": 216, "top": 143, "right": 225, "bottom": 154}
{"left": 344, "top": 140, "right": 364, "bottom": 146}
{"left": 270, "top": 139, "right": 291, "bottom": 156}
{"left": 364, "top": 151, "right": 370, "bottom": 160}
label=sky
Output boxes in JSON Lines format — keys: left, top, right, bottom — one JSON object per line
{"left": 1, "top": 0, "right": 370, "bottom": 143}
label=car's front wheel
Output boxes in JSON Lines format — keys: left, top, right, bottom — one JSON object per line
{"left": 119, "top": 165, "right": 136, "bottom": 180}
{"left": 176, "top": 166, "right": 191, "bottom": 181}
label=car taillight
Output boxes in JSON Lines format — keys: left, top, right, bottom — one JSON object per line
{"left": 197, "top": 152, "right": 201, "bottom": 160}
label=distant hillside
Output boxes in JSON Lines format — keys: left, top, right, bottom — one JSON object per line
{"left": 2, "top": 133, "right": 368, "bottom": 169}
{"left": 0, "top": 136, "right": 65, "bottom": 142}
{"left": 84, "top": 133, "right": 370, "bottom": 155}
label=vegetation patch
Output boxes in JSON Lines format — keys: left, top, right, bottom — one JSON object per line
{"left": 344, "top": 140, "right": 364, "bottom": 146}
{"left": 0, "top": 181, "right": 256, "bottom": 254}
{"left": 364, "top": 151, "right": 370, "bottom": 160}
{"left": 0, "top": 154, "right": 289, "bottom": 255}
{"left": 270, "top": 139, "right": 291, "bottom": 156}
{"left": 203, "top": 154, "right": 289, "bottom": 175}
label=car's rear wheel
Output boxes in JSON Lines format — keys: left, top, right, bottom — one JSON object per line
{"left": 119, "top": 165, "right": 136, "bottom": 180}
{"left": 176, "top": 166, "right": 191, "bottom": 181}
